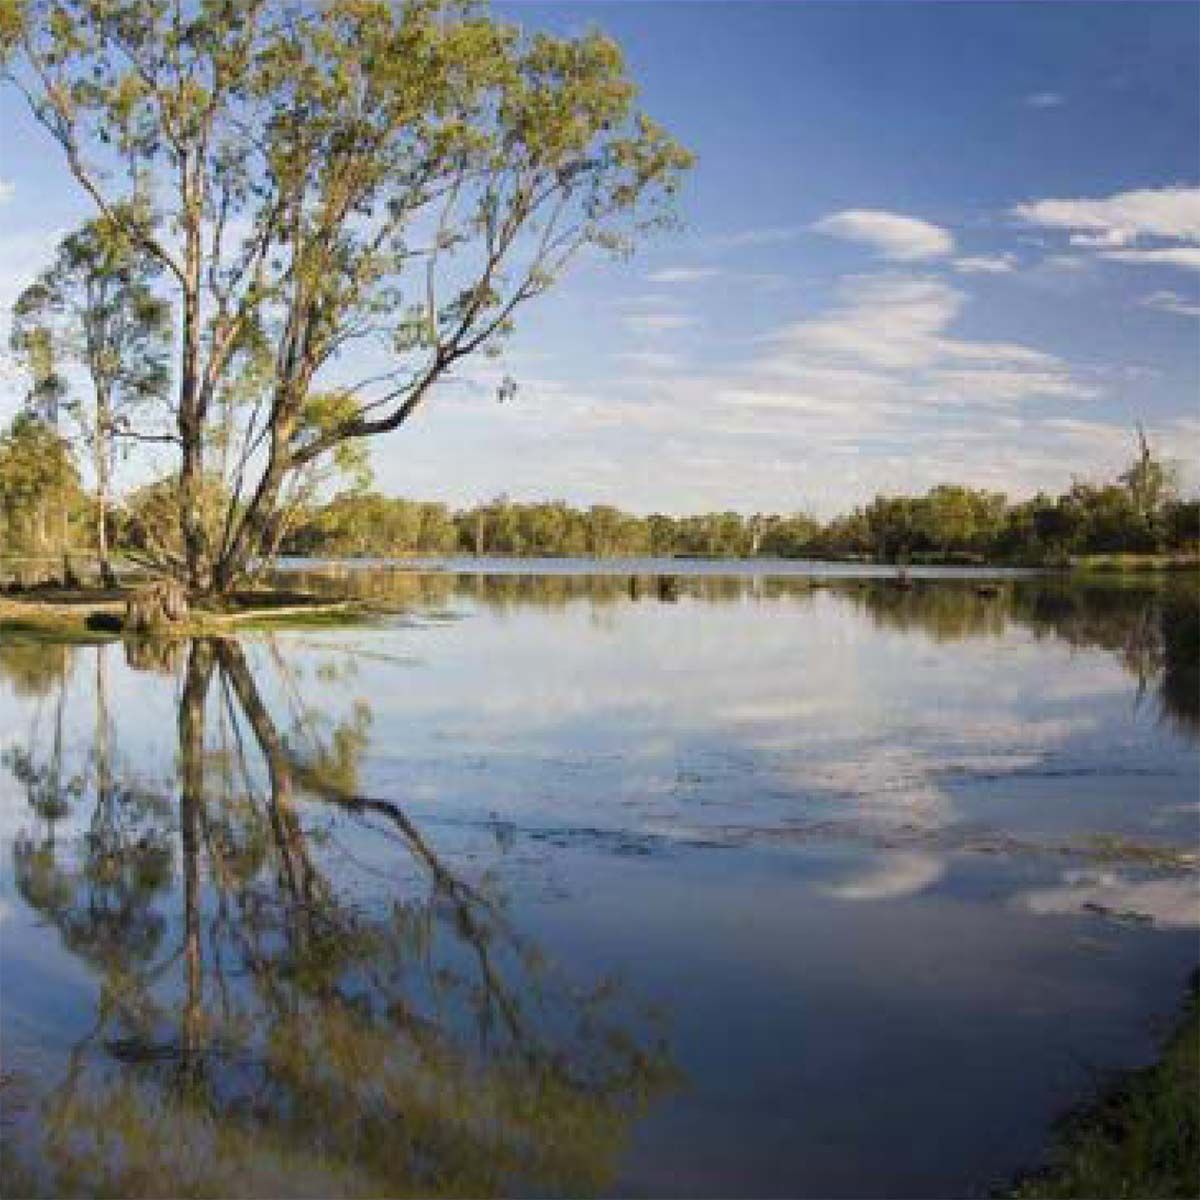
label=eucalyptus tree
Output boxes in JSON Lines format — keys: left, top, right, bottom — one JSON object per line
{"left": 11, "top": 213, "right": 172, "bottom": 586}
{"left": 0, "top": 410, "right": 82, "bottom": 565}
{"left": 3, "top": 0, "right": 693, "bottom": 596}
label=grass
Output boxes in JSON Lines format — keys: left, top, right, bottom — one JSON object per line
{"left": 1070, "top": 553, "right": 1200, "bottom": 574}
{"left": 1010, "top": 974, "right": 1200, "bottom": 1199}
{"left": 0, "top": 610, "right": 121, "bottom": 645}
{"left": 0, "top": 590, "right": 373, "bottom": 640}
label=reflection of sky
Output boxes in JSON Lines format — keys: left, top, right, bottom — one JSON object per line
{"left": 0, "top": 585, "right": 1196, "bottom": 876}
{"left": 242, "top": 588, "right": 1196, "bottom": 855}
{"left": 0, "top": 583, "right": 1197, "bottom": 1197}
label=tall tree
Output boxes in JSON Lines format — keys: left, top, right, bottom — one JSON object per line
{"left": 11, "top": 212, "right": 172, "bottom": 586}
{"left": 3, "top": 0, "right": 692, "bottom": 596}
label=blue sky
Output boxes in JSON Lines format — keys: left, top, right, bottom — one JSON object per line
{"left": 1, "top": 1, "right": 1198, "bottom": 515}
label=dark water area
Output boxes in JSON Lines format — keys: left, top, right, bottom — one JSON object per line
{"left": 1, "top": 570, "right": 1197, "bottom": 1197}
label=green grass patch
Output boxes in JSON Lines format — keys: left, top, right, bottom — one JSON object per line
{"left": 0, "top": 592, "right": 374, "bottom": 640}
{"left": 1010, "top": 975, "right": 1200, "bottom": 1199}
{"left": 1071, "top": 553, "right": 1200, "bottom": 575}
{"left": 0, "top": 614, "right": 119, "bottom": 645}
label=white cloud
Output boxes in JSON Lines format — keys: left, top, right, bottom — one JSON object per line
{"left": 1140, "top": 289, "right": 1200, "bottom": 318}
{"left": 761, "top": 276, "right": 1073, "bottom": 391}
{"left": 1024, "top": 91, "right": 1065, "bottom": 109}
{"left": 1014, "top": 185, "right": 1200, "bottom": 243}
{"left": 953, "top": 253, "right": 1017, "bottom": 275}
{"left": 926, "top": 367, "right": 1086, "bottom": 403}
{"left": 0, "top": 180, "right": 14, "bottom": 205}
{"left": 811, "top": 209, "right": 955, "bottom": 261}
{"left": 645, "top": 266, "right": 721, "bottom": 284}
{"left": 1101, "top": 247, "right": 1200, "bottom": 271}
{"left": 622, "top": 313, "right": 699, "bottom": 335}
{"left": 1069, "top": 228, "right": 1131, "bottom": 249}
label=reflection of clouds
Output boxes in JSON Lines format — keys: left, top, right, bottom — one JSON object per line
{"left": 1019, "top": 869, "right": 1200, "bottom": 928}
{"left": 907, "top": 713, "right": 1099, "bottom": 746}
{"left": 1034, "top": 670, "right": 1132, "bottom": 704}
{"left": 940, "top": 753, "right": 1045, "bottom": 774}
{"left": 821, "top": 852, "right": 945, "bottom": 901}
{"left": 328, "top": 592, "right": 1158, "bottom": 849}
{"left": 717, "top": 699, "right": 825, "bottom": 726}
{"left": 801, "top": 748, "right": 955, "bottom": 825}
{"left": 0, "top": 589, "right": 1179, "bottom": 872}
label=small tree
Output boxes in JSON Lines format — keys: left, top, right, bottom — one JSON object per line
{"left": 0, "top": 411, "right": 83, "bottom": 572}
{"left": 11, "top": 211, "right": 171, "bottom": 586}
{"left": 4, "top": 0, "right": 693, "bottom": 596}
{"left": 1120, "top": 424, "right": 1178, "bottom": 548}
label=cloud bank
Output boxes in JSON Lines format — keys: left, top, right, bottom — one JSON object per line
{"left": 1015, "top": 185, "right": 1200, "bottom": 271}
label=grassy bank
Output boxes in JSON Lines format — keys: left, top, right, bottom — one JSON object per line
{"left": 1010, "top": 975, "right": 1199, "bottom": 1199}
{"left": 0, "top": 589, "right": 369, "bottom": 641}
{"left": 1070, "top": 552, "right": 1200, "bottom": 574}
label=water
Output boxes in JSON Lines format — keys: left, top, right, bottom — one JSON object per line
{"left": 1, "top": 570, "right": 1197, "bottom": 1197}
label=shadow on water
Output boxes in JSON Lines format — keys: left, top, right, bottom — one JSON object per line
{"left": 0, "top": 636, "right": 678, "bottom": 1198}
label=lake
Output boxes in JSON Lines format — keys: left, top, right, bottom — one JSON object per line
{"left": 1, "top": 566, "right": 1197, "bottom": 1197}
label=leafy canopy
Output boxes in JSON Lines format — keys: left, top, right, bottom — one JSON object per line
{"left": 3, "top": 0, "right": 694, "bottom": 589}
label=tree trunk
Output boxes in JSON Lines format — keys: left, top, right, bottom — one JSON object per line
{"left": 178, "top": 197, "right": 210, "bottom": 596}
{"left": 211, "top": 418, "right": 294, "bottom": 595}
{"left": 95, "top": 393, "right": 116, "bottom": 589}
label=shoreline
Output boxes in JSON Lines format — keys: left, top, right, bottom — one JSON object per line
{"left": 1009, "top": 973, "right": 1199, "bottom": 1199}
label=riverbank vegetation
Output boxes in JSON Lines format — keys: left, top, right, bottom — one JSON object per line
{"left": 278, "top": 462, "right": 1199, "bottom": 564}
{"left": 1010, "top": 976, "right": 1199, "bottom": 1199}
{"left": 3, "top": 413, "right": 1195, "bottom": 580}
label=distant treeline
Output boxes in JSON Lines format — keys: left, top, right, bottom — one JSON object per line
{"left": 2, "top": 408, "right": 1197, "bottom": 569}
{"left": 280, "top": 474, "right": 1199, "bottom": 564}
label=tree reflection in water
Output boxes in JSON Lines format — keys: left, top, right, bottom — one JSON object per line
{"left": 2, "top": 637, "right": 677, "bottom": 1198}
{"left": 281, "top": 566, "right": 1199, "bottom": 734}
{"left": 1, "top": 574, "right": 1195, "bottom": 1196}
{"left": 835, "top": 578, "right": 1197, "bottom": 734}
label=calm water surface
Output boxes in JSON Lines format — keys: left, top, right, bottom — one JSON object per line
{"left": 1, "top": 570, "right": 1197, "bottom": 1197}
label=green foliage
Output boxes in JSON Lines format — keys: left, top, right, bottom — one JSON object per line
{"left": 6, "top": 0, "right": 693, "bottom": 592}
{"left": 277, "top": 436, "right": 1199, "bottom": 564}
{"left": 118, "top": 473, "right": 232, "bottom": 572}
{"left": 0, "top": 411, "right": 84, "bottom": 558}
{"left": 10, "top": 207, "right": 172, "bottom": 580}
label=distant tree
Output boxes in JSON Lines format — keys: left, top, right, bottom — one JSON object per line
{"left": 863, "top": 495, "right": 922, "bottom": 561}
{"left": 11, "top": 210, "right": 171, "bottom": 585}
{"left": 0, "top": 411, "right": 83, "bottom": 568}
{"left": 118, "top": 474, "right": 231, "bottom": 575}
{"left": 1163, "top": 498, "right": 1200, "bottom": 551}
{"left": 1120, "top": 425, "right": 1178, "bottom": 548}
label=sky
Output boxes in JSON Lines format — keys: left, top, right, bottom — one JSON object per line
{"left": 1, "top": 1, "right": 1198, "bottom": 517}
